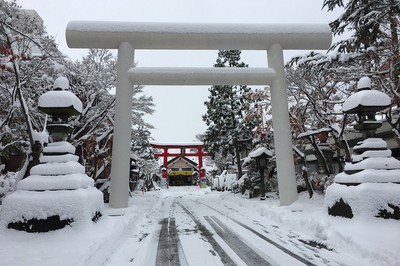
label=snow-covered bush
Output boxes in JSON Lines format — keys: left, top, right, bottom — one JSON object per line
{"left": 0, "top": 172, "right": 16, "bottom": 203}
{"left": 309, "top": 173, "right": 335, "bottom": 193}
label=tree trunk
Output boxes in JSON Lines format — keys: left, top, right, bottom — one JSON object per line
{"left": 309, "top": 136, "right": 331, "bottom": 175}
{"left": 302, "top": 164, "right": 314, "bottom": 199}
{"left": 23, "top": 141, "right": 42, "bottom": 178}
{"left": 234, "top": 144, "right": 242, "bottom": 180}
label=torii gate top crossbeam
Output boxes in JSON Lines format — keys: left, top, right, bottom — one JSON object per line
{"left": 128, "top": 67, "right": 276, "bottom": 85}
{"left": 66, "top": 21, "right": 331, "bottom": 50}
{"left": 150, "top": 142, "right": 205, "bottom": 149}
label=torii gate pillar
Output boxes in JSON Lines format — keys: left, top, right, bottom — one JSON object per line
{"left": 268, "top": 43, "right": 297, "bottom": 205}
{"left": 108, "top": 42, "right": 134, "bottom": 208}
{"left": 66, "top": 21, "right": 332, "bottom": 208}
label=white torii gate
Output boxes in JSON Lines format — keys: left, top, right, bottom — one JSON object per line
{"left": 66, "top": 22, "right": 332, "bottom": 208}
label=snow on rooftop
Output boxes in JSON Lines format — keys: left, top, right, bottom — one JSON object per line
{"left": 38, "top": 90, "right": 82, "bottom": 113}
{"left": 342, "top": 90, "right": 391, "bottom": 113}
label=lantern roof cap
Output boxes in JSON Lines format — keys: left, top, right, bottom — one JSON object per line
{"left": 38, "top": 90, "right": 82, "bottom": 116}
{"left": 249, "top": 147, "right": 273, "bottom": 158}
{"left": 342, "top": 89, "right": 391, "bottom": 114}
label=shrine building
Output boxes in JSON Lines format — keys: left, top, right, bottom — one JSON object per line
{"left": 167, "top": 156, "right": 198, "bottom": 186}
{"left": 151, "top": 142, "right": 208, "bottom": 187}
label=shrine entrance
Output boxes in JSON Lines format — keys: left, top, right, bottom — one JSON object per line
{"left": 151, "top": 143, "right": 208, "bottom": 187}
{"left": 66, "top": 21, "right": 331, "bottom": 208}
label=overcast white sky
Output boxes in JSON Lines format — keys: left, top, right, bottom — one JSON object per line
{"left": 17, "top": 0, "right": 342, "bottom": 143}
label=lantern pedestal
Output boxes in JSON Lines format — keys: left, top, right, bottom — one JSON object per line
{"left": 1, "top": 142, "right": 104, "bottom": 232}
{"left": 326, "top": 138, "right": 400, "bottom": 219}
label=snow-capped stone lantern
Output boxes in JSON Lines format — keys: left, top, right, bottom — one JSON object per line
{"left": 0, "top": 77, "right": 104, "bottom": 232}
{"left": 249, "top": 147, "right": 273, "bottom": 200}
{"left": 325, "top": 77, "right": 400, "bottom": 220}
{"left": 342, "top": 77, "right": 391, "bottom": 139}
{"left": 38, "top": 77, "right": 82, "bottom": 142}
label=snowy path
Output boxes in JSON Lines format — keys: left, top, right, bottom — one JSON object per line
{"left": 0, "top": 187, "right": 399, "bottom": 266}
{"left": 104, "top": 187, "right": 385, "bottom": 266}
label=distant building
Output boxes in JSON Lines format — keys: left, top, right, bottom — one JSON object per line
{"left": 167, "top": 156, "right": 198, "bottom": 186}
{"left": 14, "top": 9, "right": 44, "bottom": 57}
{"left": 16, "top": 9, "right": 44, "bottom": 31}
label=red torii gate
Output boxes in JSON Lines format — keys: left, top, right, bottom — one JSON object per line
{"left": 151, "top": 142, "right": 208, "bottom": 179}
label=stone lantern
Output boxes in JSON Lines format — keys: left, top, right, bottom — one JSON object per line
{"left": 249, "top": 147, "right": 273, "bottom": 200}
{"left": 325, "top": 77, "right": 400, "bottom": 220}
{"left": 0, "top": 77, "right": 104, "bottom": 232}
{"left": 342, "top": 77, "right": 391, "bottom": 139}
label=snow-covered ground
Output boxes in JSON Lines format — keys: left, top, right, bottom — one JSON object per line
{"left": 0, "top": 187, "right": 399, "bottom": 266}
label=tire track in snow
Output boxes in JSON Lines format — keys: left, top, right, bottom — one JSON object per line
{"left": 177, "top": 202, "right": 236, "bottom": 266}
{"left": 196, "top": 200, "right": 317, "bottom": 266}
{"left": 204, "top": 215, "right": 273, "bottom": 266}
{"left": 155, "top": 217, "right": 180, "bottom": 266}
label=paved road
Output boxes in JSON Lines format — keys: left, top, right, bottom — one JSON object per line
{"left": 104, "top": 189, "right": 340, "bottom": 266}
{"left": 153, "top": 197, "right": 324, "bottom": 266}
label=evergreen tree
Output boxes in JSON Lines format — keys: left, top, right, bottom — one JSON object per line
{"left": 202, "top": 50, "right": 258, "bottom": 178}
{"left": 131, "top": 124, "right": 158, "bottom": 188}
